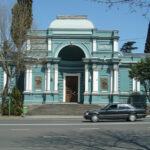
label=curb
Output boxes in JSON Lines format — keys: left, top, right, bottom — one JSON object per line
{"left": 24, "top": 115, "right": 83, "bottom": 119}
{"left": 0, "top": 115, "right": 149, "bottom": 119}
{"left": 0, "top": 115, "right": 83, "bottom": 119}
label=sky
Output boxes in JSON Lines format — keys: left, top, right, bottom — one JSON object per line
{"left": 1, "top": 0, "right": 150, "bottom": 53}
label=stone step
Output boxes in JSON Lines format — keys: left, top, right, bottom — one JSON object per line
{"left": 25, "top": 104, "right": 105, "bottom": 116}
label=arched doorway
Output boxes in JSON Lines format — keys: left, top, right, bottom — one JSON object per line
{"left": 58, "top": 45, "right": 85, "bottom": 103}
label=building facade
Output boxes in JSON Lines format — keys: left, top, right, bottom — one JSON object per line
{"left": 0, "top": 15, "right": 149, "bottom": 105}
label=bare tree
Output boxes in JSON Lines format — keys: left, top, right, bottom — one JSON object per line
{"left": 91, "top": 0, "right": 150, "bottom": 18}
{"left": 0, "top": 4, "right": 17, "bottom": 114}
{"left": 0, "top": 2, "right": 32, "bottom": 114}
{"left": 0, "top": 2, "right": 45, "bottom": 114}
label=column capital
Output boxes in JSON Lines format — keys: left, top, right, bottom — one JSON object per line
{"left": 85, "top": 64, "right": 88, "bottom": 70}
{"left": 26, "top": 65, "right": 32, "bottom": 70}
{"left": 113, "top": 64, "right": 118, "bottom": 70}
{"left": 45, "top": 64, "right": 51, "bottom": 69}
{"left": 92, "top": 64, "right": 98, "bottom": 71}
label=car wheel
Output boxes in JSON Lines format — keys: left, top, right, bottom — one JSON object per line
{"left": 129, "top": 114, "right": 136, "bottom": 122}
{"left": 91, "top": 115, "right": 99, "bottom": 122}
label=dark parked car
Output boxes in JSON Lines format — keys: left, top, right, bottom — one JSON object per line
{"left": 84, "top": 103, "right": 147, "bottom": 122}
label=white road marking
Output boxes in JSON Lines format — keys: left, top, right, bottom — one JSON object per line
{"left": 0, "top": 122, "right": 149, "bottom": 126}
{"left": 11, "top": 129, "right": 30, "bottom": 131}
{"left": 43, "top": 135, "right": 67, "bottom": 138}
{"left": 80, "top": 128, "right": 99, "bottom": 130}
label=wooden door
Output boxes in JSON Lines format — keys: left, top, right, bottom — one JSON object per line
{"left": 66, "top": 76, "right": 78, "bottom": 102}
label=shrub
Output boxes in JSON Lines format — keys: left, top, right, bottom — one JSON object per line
{"left": 3, "top": 86, "right": 23, "bottom": 116}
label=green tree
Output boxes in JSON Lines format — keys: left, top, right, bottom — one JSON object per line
{"left": 11, "top": 0, "right": 33, "bottom": 86}
{"left": 3, "top": 86, "right": 23, "bottom": 116}
{"left": 144, "top": 22, "right": 150, "bottom": 53}
{"left": 0, "top": 1, "right": 33, "bottom": 115}
{"left": 129, "top": 57, "right": 150, "bottom": 102}
{"left": 120, "top": 41, "right": 137, "bottom": 53}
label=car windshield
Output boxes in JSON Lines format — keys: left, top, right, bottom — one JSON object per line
{"left": 101, "top": 104, "right": 111, "bottom": 110}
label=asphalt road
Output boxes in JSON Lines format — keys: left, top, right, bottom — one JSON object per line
{"left": 0, "top": 117, "right": 150, "bottom": 150}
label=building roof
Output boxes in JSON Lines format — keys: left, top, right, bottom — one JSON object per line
{"left": 49, "top": 15, "right": 95, "bottom": 29}
{"left": 122, "top": 53, "right": 150, "bottom": 57}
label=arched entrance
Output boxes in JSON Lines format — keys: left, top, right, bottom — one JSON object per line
{"left": 58, "top": 45, "right": 85, "bottom": 103}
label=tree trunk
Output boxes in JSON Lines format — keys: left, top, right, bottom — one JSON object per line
{"left": 149, "top": 81, "right": 150, "bottom": 102}
{"left": 1, "top": 77, "right": 11, "bottom": 115}
{"left": 1, "top": 86, "right": 8, "bottom": 115}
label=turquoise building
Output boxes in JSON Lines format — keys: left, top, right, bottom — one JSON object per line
{"left": 0, "top": 15, "right": 150, "bottom": 105}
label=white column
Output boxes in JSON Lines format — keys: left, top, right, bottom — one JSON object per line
{"left": 48, "top": 38, "right": 52, "bottom": 51}
{"left": 132, "top": 78, "right": 136, "bottom": 92}
{"left": 26, "top": 39, "right": 31, "bottom": 51}
{"left": 29, "top": 69, "right": 32, "bottom": 91}
{"left": 137, "top": 81, "right": 140, "bottom": 92}
{"left": 113, "top": 39, "right": 118, "bottom": 52}
{"left": 3, "top": 71, "right": 7, "bottom": 88}
{"left": 25, "top": 69, "right": 29, "bottom": 91}
{"left": 54, "top": 65, "right": 58, "bottom": 92}
{"left": 113, "top": 65, "right": 118, "bottom": 93}
{"left": 45, "top": 66, "right": 50, "bottom": 91}
{"left": 85, "top": 65, "right": 88, "bottom": 92}
{"left": 93, "top": 39, "right": 96, "bottom": 52}
{"left": 25, "top": 67, "right": 32, "bottom": 91}
{"left": 92, "top": 65, "right": 98, "bottom": 93}
{"left": 110, "top": 69, "right": 113, "bottom": 93}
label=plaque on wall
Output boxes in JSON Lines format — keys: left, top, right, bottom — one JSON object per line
{"left": 101, "top": 78, "right": 108, "bottom": 90}
{"left": 35, "top": 76, "right": 42, "bottom": 89}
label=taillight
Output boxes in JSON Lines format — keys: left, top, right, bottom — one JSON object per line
{"left": 144, "top": 110, "right": 147, "bottom": 114}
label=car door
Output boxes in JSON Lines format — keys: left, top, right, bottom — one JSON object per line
{"left": 102, "top": 104, "right": 119, "bottom": 119}
{"left": 117, "top": 104, "right": 131, "bottom": 119}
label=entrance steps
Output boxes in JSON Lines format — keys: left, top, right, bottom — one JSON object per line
{"left": 25, "top": 104, "right": 104, "bottom": 116}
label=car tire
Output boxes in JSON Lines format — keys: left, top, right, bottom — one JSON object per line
{"left": 129, "top": 114, "right": 136, "bottom": 122}
{"left": 91, "top": 115, "right": 99, "bottom": 122}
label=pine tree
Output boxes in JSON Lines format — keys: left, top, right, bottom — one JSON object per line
{"left": 10, "top": 0, "right": 33, "bottom": 87}
{"left": 144, "top": 22, "right": 150, "bottom": 53}
{"left": 120, "top": 41, "right": 138, "bottom": 53}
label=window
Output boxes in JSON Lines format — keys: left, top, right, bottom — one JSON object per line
{"left": 119, "top": 106, "right": 130, "bottom": 110}
{"left": 35, "top": 76, "right": 42, "bottom": 89}
{"left": 101, "top": 78, "right": 108, "bottom": 90}
{"left": 108, "top": 104, "right": 117, "bottom": 110}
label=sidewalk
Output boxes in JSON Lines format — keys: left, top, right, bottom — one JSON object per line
{"left": 24, "top": 115, "right": 83, "bottom": 119}
{"left": 0, "top": 115, "right": 149, "bottom": 120}
{"left": 0, "top": 115, "right": 83, "bottom": 120}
